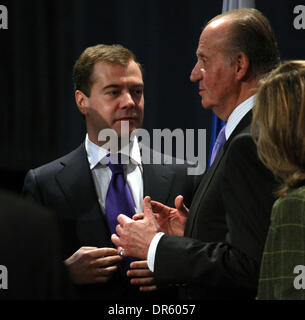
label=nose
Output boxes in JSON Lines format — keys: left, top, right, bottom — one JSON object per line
{"left": 190, "top": 61, "right": 202, "bottom": 83}
{"left": 120, "top": 92, "right": 135, "bottom": 109}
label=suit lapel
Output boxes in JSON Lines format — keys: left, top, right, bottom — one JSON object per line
{"left": 142, "top": 163, "right": 173, "bottom": 205}
{"left": 186, "top": 111, "right": 253, "bottom": 235}
{"left": 186, "top": 146, "right": 226, "bottom": 235}
{"left": 55, "top": 144, "right": 113, "bottom": 247}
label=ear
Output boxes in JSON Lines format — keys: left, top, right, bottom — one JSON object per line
{"left": 75, "top": 90, "right": 89, "bottom": 115}
{"left": 235, "top": 52, "right": 250, "bottom": 81}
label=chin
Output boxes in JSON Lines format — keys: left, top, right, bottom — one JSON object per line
{"left": 201, "top": 100, "right": 212, "bottom": 110}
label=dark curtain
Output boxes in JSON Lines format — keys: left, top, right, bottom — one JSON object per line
{"left": 1, "top": 0, "right": 84, "bottom": 190}
{"left": 2, "top": 0, "right": 305, "bottom": 193}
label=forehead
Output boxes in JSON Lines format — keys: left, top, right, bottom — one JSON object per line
{"left": 92, "top": 60, "right": 143, "bottom": 84}
{"left": 197, "top": 19, "right": 230, "bottom": 56}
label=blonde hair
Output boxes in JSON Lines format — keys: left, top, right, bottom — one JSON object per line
{"left": 252, "top": 60, "right": 305, "bottom": 197}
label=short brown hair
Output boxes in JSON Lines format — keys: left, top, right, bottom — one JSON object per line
{"left": 252, "top": 60, "right": 305, "bottom": 196}
{"left": 73, "top": 44, "right": 143, "bottom": 96}
{"left": 208, "top": 8, "right": 280, "bottom": 79}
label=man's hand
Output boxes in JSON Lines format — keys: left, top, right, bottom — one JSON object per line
{"left": 64, "top": 246, "right": 122, "bottom": 285}
{"left": 152, "top": 195, "right": 189, "bottom": 236}
{"left": 111, "top": 196, "right": 161, "bottom": 259}
{"left": 127, "top": 260, "right": 157, "bottom": 292}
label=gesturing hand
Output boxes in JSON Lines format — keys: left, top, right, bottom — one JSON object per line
{"left": 152, "top": 195, "right": 189, "bottom": 236}
{"left": 111, "top": 196, "right": 161, "bottom": 260}
{"left": 64, "top": 246, "right": 122, "bottom": 285}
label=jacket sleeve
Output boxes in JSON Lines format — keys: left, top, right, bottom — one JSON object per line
{"left": 154, "top": 133, "right": 277, "bottom": 290}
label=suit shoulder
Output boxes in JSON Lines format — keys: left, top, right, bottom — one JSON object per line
{"left": 225, "top": 131, "right": 275, "bottom": 183}
{"left": 28, "top": 144, "right": 85, "bottom": 177}
{"left": 224, "top": 131, "right": 264, "bottom": 174}
{"left": 141, "top": 144, "right": 195, "bottom": 167}
{"left": 228, "top": 132, "right": 256, "bottom": 155}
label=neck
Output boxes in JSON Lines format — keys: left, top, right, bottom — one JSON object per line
{"left": 215, "top": 81, "right": 258, "bottom": 121}
{"left": 87, "top": 133, "right": 132, "bottom": 153}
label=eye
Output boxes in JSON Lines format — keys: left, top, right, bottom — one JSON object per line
{"left": 107, "top": 90, "right": 120, "bottom": 96}
{"left": 132, "top": 88, "right": 144, "bottom": 96}
{"left": 200, "top": 57, "right": 207, "bottom": 65}
{"left": 197, "top": 55, "right": 207, "bottom": 66}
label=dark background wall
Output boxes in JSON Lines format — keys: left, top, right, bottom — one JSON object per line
{"left": 1, "top": 0, "right": 305, "bottom": 193}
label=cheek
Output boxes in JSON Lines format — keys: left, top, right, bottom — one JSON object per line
{"left": 136, "top": 99, "right": 144, "bottom": 120}
{"left": 203, "top": 75, "right": 217, "bottom": 94}
{"left": 90, "top": 102, "right": 117, "bottom": 126}
{"left": 139, "top": 102, "right": 144, "bottom": 117}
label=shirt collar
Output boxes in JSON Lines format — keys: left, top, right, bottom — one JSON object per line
{"left": 85, "top": 134, "right": 142, "bottom": 169}
{"left": 225, "top": 94, "right": 256, "bottom": 140}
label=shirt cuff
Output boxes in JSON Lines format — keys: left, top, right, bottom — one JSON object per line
{"left": 147, "top": 232, "right": 165, "bottom": 272}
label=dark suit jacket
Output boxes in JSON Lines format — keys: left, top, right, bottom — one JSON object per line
{"left": 0, "top": 190, "right": 74, "bottom": 300}
{"left": 154, "top": 111, "right": 278, "bottom": 300}
{"left": 23, "top": 143, "right": 198, "bottom": 300}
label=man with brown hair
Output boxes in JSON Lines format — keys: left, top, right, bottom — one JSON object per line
{"left": 112, "top": 9, "right": 281, "bottom": 299}
{"left": 23, "top": 44, "right": 197, "bottom": 300}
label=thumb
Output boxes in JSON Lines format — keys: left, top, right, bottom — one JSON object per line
{"left": 142, "top": 196, "right": 153, "bottom": 218}
{"left": 132, "top": 213, "right": 144, "bottom": 220}
{"left": 174, "top": 195, "right": 189, "bottom": 217}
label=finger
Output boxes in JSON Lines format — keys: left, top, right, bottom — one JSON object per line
{"left": 111, "top": 233, "right": 121, "bottom": 247}
{"left": 115, "top": 223, "right": 124, "bottom": 236}
{"left": 93, "top": 276, "right": 113, "bottom": 284}
{"left": 130, "top": 276, "right": 155, "bottom": 285}
{"left": 93, "top": 255, "right": 122, "bottom": 268}
{"left": 80, "top": 246, "right": 98, "bottom": 251}
{"left": 130, "top": 260, "right": 148, "bottom": 269}
{"left": 127, "top": 269, "right": 153, "bottom": 278}
{"left": 117, "top": 213, "right": 133, "bottom": 225}
{"left": 151, "top": 200, "right": 167, "bottom": 213}
{"left": 102, "top": 247, "right": 120, "bottom": 256}
{"left": 174, "top": 195, "right": 189, "bottom": 217}
{"left": 94, "top": 265, "right": 118, "bottom": 276}
{"left": 86, "top": 247, "right": 118, "bottom": 258}
{"left": 132, "top": 213, "right": 144, "bottom": 220}
{"left": 94, "top": 265, "right": 119, "bottom": 282}
{"left": 142, "top": 196, "right": 153, "bottom": 218}
{"left": 139, "top": 285, "right": 158, "bottom": 292}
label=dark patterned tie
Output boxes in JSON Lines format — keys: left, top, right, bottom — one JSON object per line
{"left": 209, "top": 125, "right": 227, "bottom": 167}
{"left": 105, "top": 154, "right": 135, "bottom": 271}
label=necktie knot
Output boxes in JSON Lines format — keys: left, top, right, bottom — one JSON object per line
{"left": 106, "top": 154, "right": 124, "bottom": 174}
{"left": 107, "top": 162, "right": 124, "bottom": 174}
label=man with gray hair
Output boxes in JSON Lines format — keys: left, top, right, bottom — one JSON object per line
{"left": 112, "top": 8, "right": 280, "bottom": 299}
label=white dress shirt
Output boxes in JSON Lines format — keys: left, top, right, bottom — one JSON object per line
{"left": 85, "top": 134, "right": 143, "bottom": 214}
{"left": 147, "top": 94, "right": 256, "bottom": 272}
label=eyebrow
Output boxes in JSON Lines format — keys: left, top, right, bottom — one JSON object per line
{"left": 102, "top": 84, "right": 120, "bottom": 91}
{"left": 102, "top": 83, "right": 144, "bottom": 91}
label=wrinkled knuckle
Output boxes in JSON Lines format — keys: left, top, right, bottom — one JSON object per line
{"left": 82, "top": 251, "right": 91, "bottom": 259}
{"left": 125, "top": 220, "right": 133, "bottom": 229}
